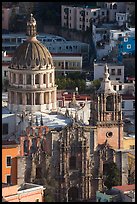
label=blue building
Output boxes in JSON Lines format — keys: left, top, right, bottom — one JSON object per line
{"left": 118, "top": 36, "right": 135, "bottom": 55}
{"left": 117, "top": 36, "right": 135, "bottom": 63}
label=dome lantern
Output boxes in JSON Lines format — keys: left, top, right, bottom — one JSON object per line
{"left": 26, "top": 13, "right": 37, "bottom": 39}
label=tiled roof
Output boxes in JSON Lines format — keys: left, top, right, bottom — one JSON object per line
{"left": 112, "top": 184, "right": 135, "bottom": 192}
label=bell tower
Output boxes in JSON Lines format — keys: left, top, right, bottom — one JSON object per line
{"left": 90, "top": 64, "right": 123, "bottom": 149}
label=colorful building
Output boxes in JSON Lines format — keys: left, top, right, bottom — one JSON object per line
{"left": 118, "top": 36, "right": 135, "bottom": 56}
{"left": 2, "top": 140, "right": 20, "bottom": 185}
{"left": 2, "top": 183, "right": 45, "bottom": 202}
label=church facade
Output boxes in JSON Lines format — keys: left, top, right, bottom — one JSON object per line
{"left": 7, "top": 14, "right": 129, "bottom": 202}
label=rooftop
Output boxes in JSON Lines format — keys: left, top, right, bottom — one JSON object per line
{"left": 112, "top": 184, "right": 135, "bottom": 192}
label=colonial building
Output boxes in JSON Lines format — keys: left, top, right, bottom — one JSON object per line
{"left": 3, "top": 14, "right": 133, "bottom": 202}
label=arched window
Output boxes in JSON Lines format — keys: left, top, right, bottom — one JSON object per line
{"left": 19, "top": 74, "right": 23, "bottom": 84}
{"left": 113, "top": 4, "right": 117, "bottom": 9}
{"left": 43, "top": 74, "right": 46, "bottom": 84}
{"left": 106, "top": 95, "right": 114, "bottom": 111}
{"left": 13, "top": 73, "right": 16, "bottom": 83}
{"left": 18, "top": 93, "right": 22, "bottom": 104}
{"left": 35, "top": 93, "right": 40, "bottom": 105}
{"left": 26, "top": 93, "right": 31, "bottom": 105}
{"left": 27, "top": 74, "right": 31, "bottom": 84}
{"left": 35, "top": 74, "right": 39, "bottom": 84}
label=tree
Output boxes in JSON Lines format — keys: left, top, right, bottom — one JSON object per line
{"left": 104, "top": 162, "right": 120, "bottom": 189}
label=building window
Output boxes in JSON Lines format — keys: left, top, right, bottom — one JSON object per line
{"left": 117, "top": 69, "right": 121, "bottom": 75}
{"left": 93, "top": 12, "right": 96, "bottom": 16}
{"left": 133, "top": 101, "right": 135, "bottom": 109}
{"left": 4, "top": 71, "right": 7, "bottom": 77}
{"left": 27, "top": 74, "right": 31, "bottom": 84}
{"left": 19, "top": 74, "right": 23, "bottom": 84}
{"left": 116, "top": 78, "right": 120, "bottom": 80}
{"left": 102, "top": 11, "right": 105, "bottom": 15}
{"left": 86, "top": 12, "right": 88, "bottom": 15}
{"left": 70, "top": 16, "right": 71, "bottom": 20}
{"left": 80, "top": 18, "right": 81, "bottom": 21}
{"left": 50, "top": 73, "right": 52, "bottom": 83}
{"left": 6, "top": 156, "right": 12, "bottom": 167}
{"left": 106, "top": 96, "right": 114, "bottom": 111}
{"left": 26, "top": 93, "right": 31, "bottom": 105}
{"left": 113, "top": 85, "right": 116, "bottom": 90}
{"left": 13, "top": 73, "right": 16, "bottom": 83}
{"left": 35, "top": 199, "right": 40, "bottom": 202}
{"left": 119, "top": 85, "right": 122, "bottom": 90}
{"left": 113, "top": 4, "right": 117, "bottom": 9}
{"left": 86, "top": 19, "right": 88, "bottom": 22}
{"left": 70, "top": 23, "right": 71, "bottom": 28}
{"left": 2, "top": 123, "right": 8, "bottom": 135}
{"left": 79, "top": 25, "right": 81, "bottom": 28}
{"left": 69, "top": 156, "right": 76, "bottom": 170}
{"left": 6, "top": 175, "right": 11, "bottom": 184}
{"left": 127, "top": 44, "right": 131, "bottom": 49}
{"left": 111, "top": 69, "right": 115, "bottom": 75}
{"left": 35, "top": 93, "right": 40, "bottom": 105}
{"left": 70, "top": 10, "right": 71, "bottom": 13}
{"left": 130, "top": 145, "right": 135, "bottom": 149}
{"left": 43, "top": 74, "right": 46, "bottom": 84}
{"left": 35, "top": 74, "right": 39, "bottom": 84}
{"left": 122, "top": 101, "right": 125, "bottom": 108}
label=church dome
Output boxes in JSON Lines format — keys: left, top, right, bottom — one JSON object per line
{"left": 10, "top": 14, "right": 53, "bottom": 70}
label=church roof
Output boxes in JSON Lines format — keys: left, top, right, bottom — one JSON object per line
{"left": 9, "top": 14, "right": 53, "bottom": 70}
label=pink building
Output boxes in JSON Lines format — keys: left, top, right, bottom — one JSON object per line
{"left": 2, "top": 183, "right": 45, "bottom": 202}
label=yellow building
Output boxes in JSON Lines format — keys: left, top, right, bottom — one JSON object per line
{"left": 123, "top": 136, "right": 135, "bottom": 150}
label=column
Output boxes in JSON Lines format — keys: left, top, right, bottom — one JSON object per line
{"left": 40, "top": 92, "right": 44, "bottom": 105}
{"left": 98, "top": 96, "right": 100, "bottom": 121}
{"left": 33, "top": 74, "right": 35, "bottom": 85}
{"left": 46, "top": 73, "right": 49, "bottom": 87}
{"left": 31, "top": 93, "right": 33, "bottom": 106}
{"left": 113, "top": 94, "right": 116, "bottom": 120}
{"left": 22, "top": 93, "right": 26, "bottom": 105}
{"left": 40, "top": 74, "right": 43, "bottom": 86}
{"left": 33, "top": 93, "right": 35, "bottom": 105}
{"left": 101, "top": 94, "right": 104, "bottom": 121}
{"left": 15, "top": 92, "right": 18, "bottom": 105}
{"left": 49, "top": 92, "right": 51, "bottom": 104}
{"left": 31, "top": 74, "right": 34, "bottom": 85}
{"left": 52, "top": 72, "right": 54, "bottom": 85}
{"left": 23, "top": 74, "right": 26, "bottom": 85}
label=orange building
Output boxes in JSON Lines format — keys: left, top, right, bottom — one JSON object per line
{"left": 2, "top": 140, "right": 20, "bottom": 185}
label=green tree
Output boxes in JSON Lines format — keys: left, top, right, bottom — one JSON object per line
{"left": 104, "top": 162, "right": 120, "bottom": 189}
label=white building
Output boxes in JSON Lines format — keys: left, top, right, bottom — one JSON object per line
{"left": 116, "top": 12, "right": 128, "bottom": 26}
{"left": 94, "top": 63, "right": 124, "bottom": 82}
{"left": 2, "top": 33, "right": 89, "bottom": 65}
{"left": 122, "top": 95, "right": 135, "bottom": 116}
{"left": 61, "top": 5, "right": 107, "bottom": 31}
{"left": 105, "top": 2, "right": 126, "bottom": 22}
{"left": 2, "top": 51, "right": 83, "bottom": 82}
{"left": 109, "top": 28, "right": 135, "bottom": 50}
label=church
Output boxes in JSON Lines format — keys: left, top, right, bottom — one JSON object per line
{"left": 3, "top": 14, "right": 129, "bottom": 202}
